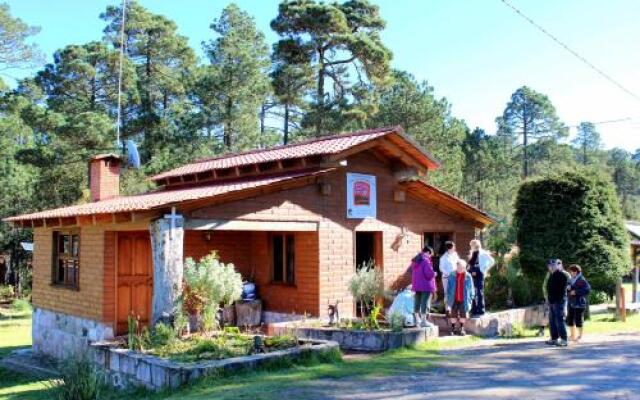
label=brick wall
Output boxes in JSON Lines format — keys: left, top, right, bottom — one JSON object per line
{"left": 32, "top": 226, "right": 105, "bottom": 321}
{"left": 190, "top": 151, "right": 478, "bottom": 318}
{"left": 184, "top": 230, "right": 319, "bottom": 316}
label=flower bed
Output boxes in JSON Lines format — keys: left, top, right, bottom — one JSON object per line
{"left": 269, "top": 319, "right": 439, "bottom": 352}
{"left": 294, "top": 325, "right": 438, "bottom": 352}
{"left": 90, "top": 332, "right": 339, "bottom": 390}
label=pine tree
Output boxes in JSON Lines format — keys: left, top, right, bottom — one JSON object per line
{"left": 370, "top": 70, "right": 466, "bottom": 194}
{"left": 101, "top": 0, "right": 196, "bottom": 159}
{"left": 271, "top": 0, "right": 392, "bottom": 136}
{"left": 0, "top": 3, "right": 43, "bottom": 70}
{"left": 197, "top": 4, "right": 270, "bottom": 152}
{"left": 497, "top": 86, "right": 568, "bottom": 178}
{"left": 572, "top": 121, "right": 602, "bottom": 165}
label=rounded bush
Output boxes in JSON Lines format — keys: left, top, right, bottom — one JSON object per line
{"left": 514, "top": 171, "right": 630, "bottom": 299}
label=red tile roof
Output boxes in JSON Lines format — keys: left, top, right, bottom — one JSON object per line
{"left": 150, "top": 126, "right": 434, "bottom": 182}
{"left": 400, "top": 179, "right": 495, "bottom": 226}
{"left": 4, "top": 169, "right": 331, "bottom": 222}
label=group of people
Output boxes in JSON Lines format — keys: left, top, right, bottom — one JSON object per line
{"left": 409, "top": 242, "right": 592, "bottom": 344}
{"left": 543, "top": 259, "right": 591, "bottom": 347}
{"left": 410, "top": 239, "right": 495, "bottom": 335}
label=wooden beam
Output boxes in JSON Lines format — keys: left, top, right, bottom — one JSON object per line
{"left": 131, "top": 210, "right": 161, "bottom": 222}
{"left": 378, "top": 138, "right": 427, "bottom": 174}
{"left": 185, "top": 219, "right": 319, "bottom": 232}
{"left": 60, "top": 217, "right": 77, "bottom": 226}
{"left": 326, "top": 140, "right": 380, "bottom": 162}
{"left": 114, "top": 212, "right": 133, "bottom": 223}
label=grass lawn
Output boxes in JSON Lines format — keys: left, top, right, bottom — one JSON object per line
{"left": 0, "top": 304, "right": 53, "bottom": 400}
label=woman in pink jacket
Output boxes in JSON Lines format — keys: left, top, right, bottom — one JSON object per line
{"left": 411, "top": 246, "right": 436, "bottom": 327}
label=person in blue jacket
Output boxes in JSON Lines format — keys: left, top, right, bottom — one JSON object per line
{"left": 446, "top": 259, "right": 475, "bottom": 335}
{"left": 566, "top": 264, "right": 591, "bottom": 342}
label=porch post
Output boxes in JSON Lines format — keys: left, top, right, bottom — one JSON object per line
{"left": 149, "top": 211, "right": 184, "bottom": 326}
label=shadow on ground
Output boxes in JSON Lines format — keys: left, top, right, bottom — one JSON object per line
{"left": 278, "top": 333, "right": 640, "bottom": 400}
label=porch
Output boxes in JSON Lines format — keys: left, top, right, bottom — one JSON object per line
{"left": 111, "top": 216, "right": 323, "bottom": 335}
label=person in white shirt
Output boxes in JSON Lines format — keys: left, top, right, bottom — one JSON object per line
{"left": 468, "top": 239, "right": 495, "bottom": 316}
{"left": 439, "top": 241, "right": 459, "bottom": 311}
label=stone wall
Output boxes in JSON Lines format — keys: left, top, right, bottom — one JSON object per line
{"left": 463, "top": 305, "right": 547, "bottom": 337}
{"left": 290, "top": 326, "right": 438, "bottom": 352}
{"left": 430, "top": 305, "right": 548, "bottom": 337}
{"left": 90, "top": 339, "right": 339, "bottom": 390}
{"left": 32, "top": 307, "right": 114, "bottom": 359}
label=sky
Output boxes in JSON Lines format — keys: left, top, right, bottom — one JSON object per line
{"left": 4, "top": 0, "right": 640, "bottom": 151}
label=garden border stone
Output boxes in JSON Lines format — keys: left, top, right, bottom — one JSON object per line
{"left": 90, "top": 338, "right": 339, "bottom": 391}
{"left": 284, "top": 325, "right": 438, "bottom": 352}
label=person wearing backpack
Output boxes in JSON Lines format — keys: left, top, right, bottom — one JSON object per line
{"left": 566, "top": 264, "right": 591, "bottom": 342}
{"left": 411, "top": 246, "right": 436, "bottom": 327}
{"left": 467, "top": 239, "right": 495, "bottom": 317}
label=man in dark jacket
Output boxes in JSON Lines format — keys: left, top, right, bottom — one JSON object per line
{"left": 546, "top": 259, "right": 569, "bottom": 347}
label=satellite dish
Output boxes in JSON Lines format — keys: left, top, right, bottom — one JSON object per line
{"left": 126, "top": 140, "right": 141, "bottom": 169}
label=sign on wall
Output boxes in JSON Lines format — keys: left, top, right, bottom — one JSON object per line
{"left": 346, "top": 173, "right": 377, "bottom": 219}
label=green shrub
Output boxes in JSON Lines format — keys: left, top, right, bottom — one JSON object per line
{"left": 387, "top": 311, "right": 404, "bottom": 332}
{"left": 348, "top": 261, "right": 383, "bottom": 316}
{"left": 589, "top": 290, "right": 609, "bottom": 305}
{"left": 485, "top": 267, "right": 509, "bottom": 310}
{"left": 11, "top": 298, "right": 31, "bottom": 313}
{"left": 148, "top": 322, "right": 176, "bottom": 348}
{"left": 264, "top": 334, "right": 298, "bottom": 350}
{"left": 506, "top": 258, "right": 534, "bottom": 307}
{"left": 55, "top": 354, "right": 104, "bottom": 400}
{"left": 0, "top": 285, "right": 14, "bottom": 301}
{"left": 182, "top": 252, "right": 243, "bottom": 326}
{"left": 514, "top": 171, "right": 629, "bottom": 298}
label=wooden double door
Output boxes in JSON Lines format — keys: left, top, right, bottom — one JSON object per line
{"left": 116, "top": 231, "right": 153, "bottom": 335}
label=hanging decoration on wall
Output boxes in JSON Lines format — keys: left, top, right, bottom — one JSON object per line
{"left": 346, "top": 173, "right": 377, "bottom": 219}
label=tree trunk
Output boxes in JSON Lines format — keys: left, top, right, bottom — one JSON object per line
{"left": 260, "top": 103, "right": 266, "bottom": 135}
{"left": 224, "top": 98, "right": 233, "bottom": 149}
{"left": 316, "top": 48, "right": 325, "bottom": 137}
{"left": 523, "top": 126, "right": 529, "bottom": 178}
{"left": 283, "top": 103, "right": 290, "bottom": 144}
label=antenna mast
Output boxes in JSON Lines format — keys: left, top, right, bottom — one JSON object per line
{"left": 115, "top": 0, "right": 127, "bottom": 148}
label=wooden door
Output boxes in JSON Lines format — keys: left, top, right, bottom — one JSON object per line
{"left": 116, "top": 231, "right": 153, "bottom": 335}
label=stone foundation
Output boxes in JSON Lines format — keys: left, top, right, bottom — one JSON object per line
{"left": 32, "top": 307, "right": 114, "bottom": 359}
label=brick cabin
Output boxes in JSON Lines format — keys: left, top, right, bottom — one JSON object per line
{"left": 4, "top": 126, "right": 493, "bottom": 358}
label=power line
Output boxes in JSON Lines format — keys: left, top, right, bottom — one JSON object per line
{"left": 500, "top": 0, "right": 640, "bottom": 104}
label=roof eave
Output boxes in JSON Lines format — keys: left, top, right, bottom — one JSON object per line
{"left": 399, "top": 179, "right": 495, "bottom": 227}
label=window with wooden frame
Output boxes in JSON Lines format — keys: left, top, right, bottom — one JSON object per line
{"left": 52, "top": 231, "right": 80, "bottom": 288}
{"left": 272, "top": 234, "right": 295, "bottom": 284}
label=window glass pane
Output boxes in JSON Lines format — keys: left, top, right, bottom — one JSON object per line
{"left": 57, "top": 259, "right": 65, "bottom": 283}
{"left": 71, "top": 235, "right": 80, "bottom": 257}
{"left": 286, "top": 235, "right": 295, "bottom": 284}
{"left": 69, "top": 261, "right": 78, "bottom": 285}
{"left": 61, "top": 234, "right": 70, "bottom": 254}
{"left": 273, "top": 235, "right": 284, "bottom": 282}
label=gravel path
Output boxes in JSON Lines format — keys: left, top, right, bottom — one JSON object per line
{"left": 280, "top": 332, "right": 640, "bottom": 400}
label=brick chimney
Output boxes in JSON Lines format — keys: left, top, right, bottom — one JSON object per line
{"left": 89, "top": 154, "right": 121, "bottom": 202}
